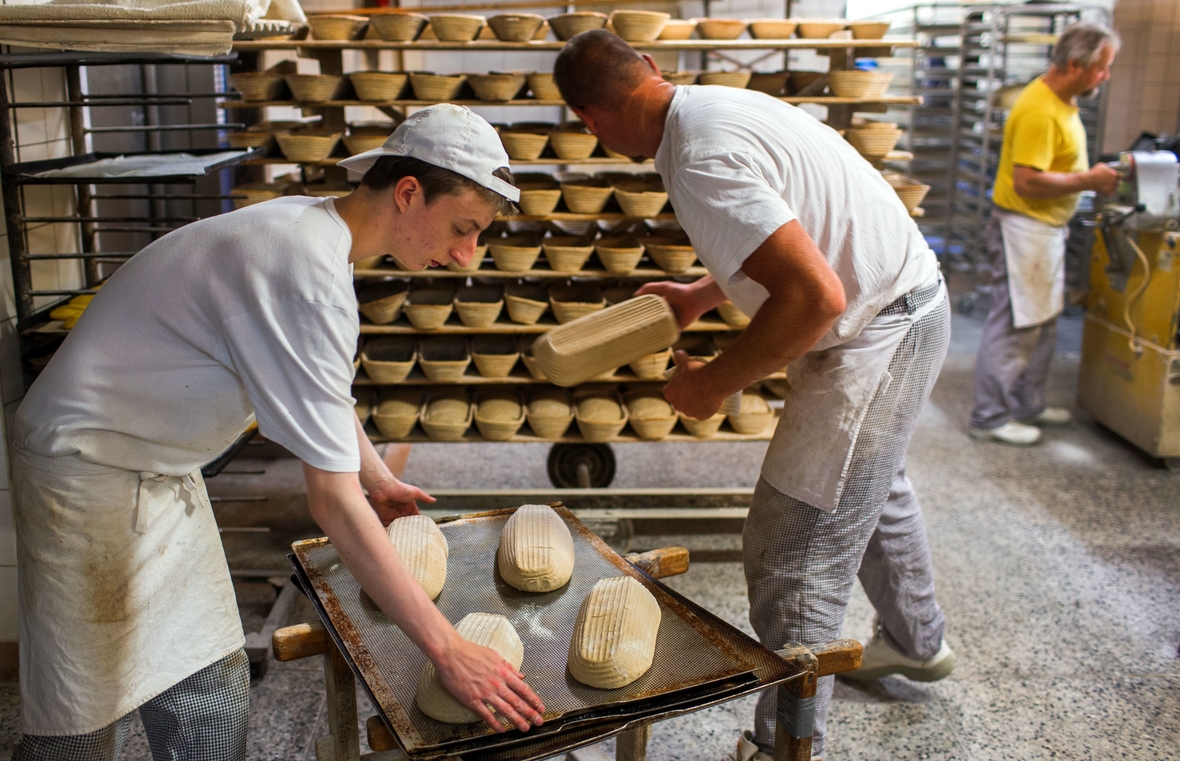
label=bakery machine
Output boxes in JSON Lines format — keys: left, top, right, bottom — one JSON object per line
{"left": 1078, "top": 148, "right": 1180, "bottom": 469}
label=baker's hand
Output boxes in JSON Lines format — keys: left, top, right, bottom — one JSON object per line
{"left": 435, "top": 638, "right": 545, "bottom": 732}
{"left": 1086, "top": 163, "right": 1119, "bottom": 195}
{"left": 367, "top": 478, "right": 435, "bottom": 525}
{"left": 663, "top": 350, "right": 726, "bottom": 420}
{"left": 635, "top": 281, "right": 707, "bottom": 329}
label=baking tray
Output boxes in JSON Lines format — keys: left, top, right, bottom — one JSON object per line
{"left": 290, "top": 507, "right": 770, "bottom": 758}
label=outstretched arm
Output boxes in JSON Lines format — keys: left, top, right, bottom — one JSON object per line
{"left": 353, "top": 412, "right": 434, "bottom": 524}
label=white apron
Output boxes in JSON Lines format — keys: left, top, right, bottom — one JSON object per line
{"left": 12, "top": 447, "right": 244, "bottom": 735}
{"left": 760, "top": 278, "right": 946, "bottom": 512}
{"left": 997, "top": 210, "right": 1066, "bottom": 329}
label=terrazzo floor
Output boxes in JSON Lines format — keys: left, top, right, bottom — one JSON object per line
{"left": 0, "top": 308, "right": 1177, "bottom": 760}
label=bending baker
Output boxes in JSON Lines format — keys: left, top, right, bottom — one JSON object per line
{"left": 10, "top": 105, "right": 544, "bottom": 761}
{"left": 554, "top": 31, "right": 953, "bottom": 759}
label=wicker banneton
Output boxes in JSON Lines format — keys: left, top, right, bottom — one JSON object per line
{"left": 355, "top": 254, "right": 384, "bottom": 269}
{"left": 229, "top": 71, "right": 286, "bottom": 101}
{"left": 748, "top": 71, "right": 789, "bottom": 96}
{"left": 230, "top": 182, "right": 288, "bottom": 209}
{"left": 662, "top": 71, "right": 698, "bottom": 85}
{"left": 471, "top": 335, "right": 520, "bottom": 378}
{"left": 543, "top": 236, "right": 595, "bottom": 272}
{"left": 846, "top": 126, "right": 902, "bottom": 157}
{"left": 468, "top": 72, "right": 528, "bottom": 101}
{"left": 421, "top": 392, "right": 473, "bottom": 441}
{"left": 516, "top": 174, "right": 562, "bottom": 216}
{"left": 357, "top": 280, "right": 410, "bottom": 324}
{"left": 284, "top": 74, "right": 345, "bottom": 102}
{"left": 404, "top": 288, "right": 456, "bottom": 329}
{"left": 369, "top": 12, "right": 428, "bottom": 41}
{"left": 429, "top": 14, "right": 485, "bottom": 41}
{"left": 532, "top": 294, "right": 680, "bottom": 386}
{"left": 454, "top": 285, "right": 504, "bottom": 328}
{"left": 504, "top": 283, "right": 549, "bottom": 324}
{"left": 308, "top": 14, "right": 368, "bottom": 40}
{"left": 550, "top": 125, "right": 598, "bottom": 160}
{"left": 550, "top": 284, "right": 606, "bottom": 324}
{"left": 548, "top": 12, "right": 607, "bottom": 40}
{"left": 887, "top": 175, "right": 930, "bottom": 211}
{"left": 748, "top": 18, "right": 797, "bottom": 39}
{"left": 646, "top": 239, "right": 696, "bottom": 274}
{"left": 789, "top": 70, "right": 826, "bottom": 94}
{"left": 624, "top": 390, "right": 678, "bottom": 440}
{"left": 680, "top": 410, "right": 726, "bottom": 438}
{"left": 361, "top": 336, "right": 418, "bottom": 384}
{"left": 275, "top": 130, "right": 342, "bottom": 162}
{"left": 500, "top": 129, "right": 549, "bottom": 160}
{"left": 827, "top": 70, "right": 894, "bottom": 99}
{"left": 343, "top": 131, "right": 391, "bottom": 155}
{"left": 695, "top": 18, "right": 746, "bottom": 39}
{"left": 716, "top": 301, "right": 752, "bottom": 329}
{"left": 488, "top": 13, "right": 545, "bottom": 41}
{"left": 575, "top": 391, "right": 629, "bottom": 442}
{"left": 527, "top": 388, "right": 573, "bottom": 437}
{"left": 489, "top": 235, "right": 542, "bottom": 271}
{"left": 595, "top": 236, "right": 645, "bottom": 274}
{"left": 795, "top": 19, "right": 846, "bottom": 39}
{"left": 419, "top": 337, "right": 471, "bottom": 382}
{"left": 609, "top": 10, "right": 669, "bottom": 41}
{"left": 372, "top": 388, "right": 424, "bottom": 439}
{"left": 728, "top": 390, "right": 775, "bottom": 434}
{"left": 603, "top": 284, "right": 638, "bottom": 305}
{"left": 354, "top": 387, "right": 376, "bottom": 426}
{"left": 613, "top": 181, "right": 668, "bottom": 217}
{"left": 349, "top": 72, "right": 408, "bottom": 102}
{"left": 409, "top": 72, "right": 467, "bottom": 101}
{"left": 226, "top": 130, "right": 274, "bottom": 150}
{"left": 527, "top": 72, "right": 563, "bottom": 100}
{"left": 658, "top": 19, "right": 696, "bottom": 40}
{"left": 520, "top": 337, "right": 547, "bottom": 380}
{"left": 474, "top": 391, "right": 526, "bottom": 441}
{"left": 629, "top": 347, "right": 673, "bottom": 379}
{"left": 447, "top": 244, "right": 486, "bottom": 272}
{"left": 849, "top": 20, "right": 890, "bottom": 39}
{"left": 698, "top": 71, "right": 752, "bottom": 89}
{"left": 304, "top": 182, "right": 353, "bottom": 198}
{"left": 560, "top": 178, "right": 614, "bottom": 214}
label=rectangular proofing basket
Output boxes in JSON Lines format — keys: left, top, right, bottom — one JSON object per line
{"left": 290, "top": 507, "right": 758, "bottom": 758}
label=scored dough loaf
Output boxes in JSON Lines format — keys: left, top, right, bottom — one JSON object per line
{"left": 497, "top": 504, "right": 576, "bottom": 592}
{"left": 387, "top": 515, "right": 449, "bottom": 600}
{"left": 567, "top": 576, "right": 661, "bottom": 689}
{"left": 416, "top": 613, "right": 525, "bottom": 723}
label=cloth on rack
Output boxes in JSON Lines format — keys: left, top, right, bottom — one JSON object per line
{"left": 0, "top": 0, "right": 306, "bottom": 56}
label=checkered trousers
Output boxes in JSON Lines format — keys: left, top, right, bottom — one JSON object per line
{"left": 744, "top": 292, "right": 951, "bottom": 758}
{"left": 12, "top": 648, "right": 249, "bottom": 761}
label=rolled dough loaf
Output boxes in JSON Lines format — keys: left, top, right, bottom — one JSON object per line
{"left": 497, "top": 504, "right": 575, "bottom": 592}
{"left": 416, "top": 613, "right": 525, "bottom": 723}
{"left": 568, "top": 576, "right": 661, "bottom": 689}
{"left": 387, "top": 515, "right": 449, "bottom": 600}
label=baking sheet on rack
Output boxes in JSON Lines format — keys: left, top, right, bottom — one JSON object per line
{"left": 292, "top": 507, "right": 754, "bottom": 755}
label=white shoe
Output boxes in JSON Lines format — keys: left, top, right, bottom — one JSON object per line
{"left": 968, "top": 420, "right": 1041, "bottom": 445}
{"left": 1019, "top": 406, "right": 1071, "bottom": 426}
{"left": 842, "top": 634, "right": 955, "bottom": 682}
{"left": 732, "top": 729, "right": 822, "bottom": 761}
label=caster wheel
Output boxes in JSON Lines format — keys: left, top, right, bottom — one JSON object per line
{"left": 547, "top": 443, "right": 616, "bottom": 488}
{"left": 1164, "top": 458, "right": 1180, "bottom": 473}
{"left": 957, "top": 292, "right": 977, "bottom": 315}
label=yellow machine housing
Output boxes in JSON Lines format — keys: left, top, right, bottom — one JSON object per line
{"left": 1078, "top": 228, "right": 1180, "bottom": 464}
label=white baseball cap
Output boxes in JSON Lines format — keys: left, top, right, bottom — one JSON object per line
{"left": 337, "top": 104, "right": 520, "bottom": 202}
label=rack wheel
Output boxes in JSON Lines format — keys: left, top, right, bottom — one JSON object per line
{"left": 957, "top": 291, "right": 978, "bottom": 315}
{"left": 547, "top": 443, "right": 616, "bottom": 488}
{"left": 1164, "top": 458, "right": 1180, "bottom": 473}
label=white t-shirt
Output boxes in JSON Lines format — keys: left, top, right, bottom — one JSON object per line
{"left": 654, "top": 86, "right": 938, "bottom": 350}
{"left": 15, "top": 196, "right": 361, "bottom": 476}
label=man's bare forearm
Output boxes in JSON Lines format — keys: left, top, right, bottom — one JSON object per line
{"left": 355, "top": 412, "right": 396, "bottom": 493}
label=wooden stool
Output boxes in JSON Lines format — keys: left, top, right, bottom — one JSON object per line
{"left": 272, "top": 547, "right": 862, "bottom": 761}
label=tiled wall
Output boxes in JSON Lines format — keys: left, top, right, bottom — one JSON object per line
{"left": 1104, "top": 0, "right": 1180, "bottom": 153}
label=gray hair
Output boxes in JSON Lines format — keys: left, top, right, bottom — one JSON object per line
{"left": 1051, "top": 22, "right": 1120, "bottom": 70}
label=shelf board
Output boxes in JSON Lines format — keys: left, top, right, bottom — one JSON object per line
{"left": 221, "top": 95, "right": 923, "bottom": 109}
{"left": 359, "top": 317, "right": 739, "bottom": 335}
{"left": 354, "top": 265, "right": 711, "bottom": 279}
{"left": 233, "top": 39, "right": 918, "bottom": 52}
{"left": 354, "top": 369, "right": 788, "bottom": 385}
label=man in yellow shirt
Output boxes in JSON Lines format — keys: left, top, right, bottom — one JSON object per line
{"left": 969, "top": 22, "right": 1120, "bottom": 445}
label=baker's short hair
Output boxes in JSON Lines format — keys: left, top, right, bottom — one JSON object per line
{"left": 360, "top": 156, "right": 517, "bottom": 216}
{"left": 1051, "top": 22, "right": 1120, "bottom": 70}
{"left": 553, "top": 29, "right": 652, "bottom": 110}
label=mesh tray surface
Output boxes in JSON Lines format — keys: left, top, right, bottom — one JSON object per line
{"left": 293, "top": 508, "right": 754, "bottom": 755}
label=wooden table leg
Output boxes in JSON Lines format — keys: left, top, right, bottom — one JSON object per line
{"left": 315, "top": 639, "right": 361, "bottom": 761}
{"left": 774, "top": 646, "right": 819, "bottom": 761}
{"left": 616, "top": 722, "right": 651, "bottom": 761}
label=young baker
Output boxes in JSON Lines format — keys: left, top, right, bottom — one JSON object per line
{"left": 10, "top": 105, "right": 544, "bottom": 761}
